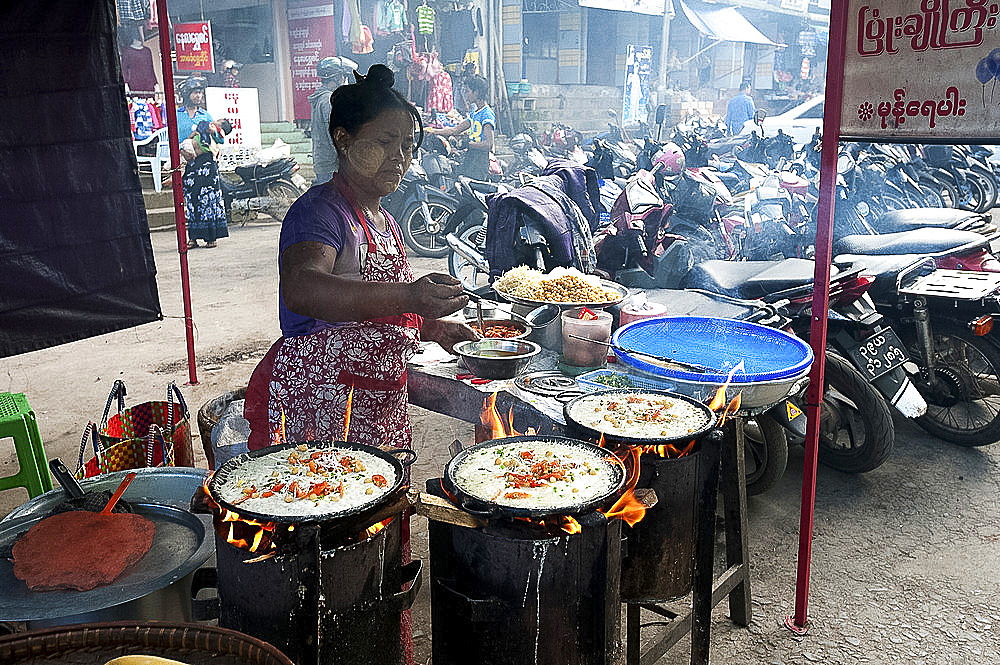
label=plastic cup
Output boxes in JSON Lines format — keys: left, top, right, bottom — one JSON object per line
{"left": 561, "top": 308, "right": 613, "bottom": 368}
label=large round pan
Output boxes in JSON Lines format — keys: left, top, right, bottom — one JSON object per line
{"left": 443, "top": 435, "right": 626, "bottom": 519}
{"left": 208, "top": 440, "right": 416, "bottom": 524}
{"left": 563, "top": 389, "right": 717, "bottom": 447}
{"left": 494, "top": 279, "right": 629, "bottom": 309}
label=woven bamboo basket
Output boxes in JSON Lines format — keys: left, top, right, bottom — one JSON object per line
{"left": 196, "top": 386, "right": 247, "bottom": 469}
{"left": 0, "top": 621, "right": 293, "bottom": 665}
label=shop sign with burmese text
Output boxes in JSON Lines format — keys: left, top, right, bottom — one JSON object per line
{"left": 842, "top": 1, "right": 1000, "bottom": 142}
{"left": 174, "top": 21, "right": 214, "bottom": 72}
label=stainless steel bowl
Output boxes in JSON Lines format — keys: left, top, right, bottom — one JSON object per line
{"left": 453, "top": 339, "right": 542, "bottom": 379}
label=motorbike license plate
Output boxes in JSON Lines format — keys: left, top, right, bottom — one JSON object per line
{"left": 846, "top": 328, "right": 908, "bottom": 381}
{"left": 291, "top": 173, "right": 307, "bottom": 189}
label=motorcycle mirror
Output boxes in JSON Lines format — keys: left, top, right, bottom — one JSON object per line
{"left": 755, "top": 109, "right": 767, "bottom": 123}
{"left": 655, "top": 104, "right": 667, "bottom": 125}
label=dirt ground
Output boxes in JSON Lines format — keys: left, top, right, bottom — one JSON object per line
{"left": 2, "top": 221, "right": 999, "bottom": 664}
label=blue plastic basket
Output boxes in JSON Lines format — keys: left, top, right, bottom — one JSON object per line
{"left": 611, "top": 316, "right": 813, "bottom": 384}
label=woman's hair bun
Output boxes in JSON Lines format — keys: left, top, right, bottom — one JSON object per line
{"left": 360, "top": 64, "right": 394, "bottom": 90}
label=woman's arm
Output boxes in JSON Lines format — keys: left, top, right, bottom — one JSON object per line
{"left": 428, "top": 119, "right": 471, "bottom": 137}
{"left": 280, "top": 241, "right": 467, "bottom": 322}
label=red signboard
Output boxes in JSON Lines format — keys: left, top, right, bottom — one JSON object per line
{"left": 287, "top": 1, "right": 338, "bottom": 120}
{"left": 174, "top": 21, "right": 215, "bottom": 72}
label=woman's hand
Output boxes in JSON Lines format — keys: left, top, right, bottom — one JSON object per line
{"left": 422, "top": 318, "right": 478, "bottom": 353}
{"left": 408, "top": 273, "right": 468, "bottom": 319}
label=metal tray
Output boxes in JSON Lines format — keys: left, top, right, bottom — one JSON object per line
{"left": 3, "top": 467, "right": 210, "bottom": 524}
{"left": 0, "top": 503, "right": 214, "bottom": 622}
{"left": 494, "top": 279, "right": 629, "bottom": 309}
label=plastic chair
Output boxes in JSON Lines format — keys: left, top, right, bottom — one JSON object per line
{"left": 0, "top": 393, "right": 53, "bottom": 498}
{"left": 133, "top": 127, "right": 171, "bottom": 192}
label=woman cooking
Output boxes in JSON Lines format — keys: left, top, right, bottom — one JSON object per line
{"left": 245, "top": 63, "right": 474, "bottom": 450}
{"left": 244, "top": 64, "right": 474, "bottom": 664}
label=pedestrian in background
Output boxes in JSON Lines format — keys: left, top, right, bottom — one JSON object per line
{"left": 176, "top": 76, "right": 228, "bottom": 249}
{"left": 726, "top": 81, "right": 756, "bottom": 135}
{"left": 427, "top": 75, "right": 494, "bottom": 179}
{"left": 310, "top": 56, "right": 358, "bottom": 185}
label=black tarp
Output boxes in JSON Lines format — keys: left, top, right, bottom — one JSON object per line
{"left": 0, "top": 0, "right": 161, "bottom": 358}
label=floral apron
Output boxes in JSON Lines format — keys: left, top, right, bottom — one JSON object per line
{"left": 244, "top": 177, "right": 420, "bottom": 664}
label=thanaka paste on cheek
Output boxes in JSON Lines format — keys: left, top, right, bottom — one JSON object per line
{"left": 347, "top": 140, "right": 386, "bottom": 175}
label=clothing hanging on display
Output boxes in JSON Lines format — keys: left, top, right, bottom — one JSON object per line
{"left": 128, "top": 99, "right": 163, "bottom": 142}
{"left": 352, "top": 24, "right": 375, "bottom": 54}
{"left": 437, "top": 9, "right": 475, "bottom": 64}
{"left": 345, "top": 0, "right": 362, "bottom": 44}
{"left": 425, "top": 55, "right": 453, "bottom": 112}
{"left": 376, "top": 0, "right": 407, "bottom": 35}
{"left": 117, "top": 0, "right": 150, "bottom": 22}
{"left": 416, "top": 2, "right": 434, "bottom": 52}
{"left": 121, "top": 43, "right": 157, "bottom": 93}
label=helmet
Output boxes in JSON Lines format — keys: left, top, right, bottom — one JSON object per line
{"left": 653, "top": 142, "right": 686, "bottom": 175}
{"left": 178, "top": 76, "right": 207, "bottom": 99}
{"left": 223, "top": 59, "right": 242, "bottom": 71}
{"left": 317, "top": 56, "right": 359, "bottom": 79}
{"left": 509, "top": 133, "right": 534, "bottom": 154}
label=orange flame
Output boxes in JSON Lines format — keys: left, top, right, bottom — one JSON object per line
{"left": 707, "top": 385, "right": 726, "bottom": 412}
{"left": 639, "top": 438, "right": 697, "bottom": 458}
{"left": 559, "top": 516, "right": 582, "bottom": 534}
{"left": 344, "top": 385, "right": 354, "bottom": 441}
{"left": 201, "top": 477, "right": 279, "bottom": 554}
{"left": 719, "top": 392, "right": 743, "bottom": 426}
{"left": 363, "top": 517, "right": 392, "bottom": 539}
{"left": 600, "top": 447, "right": 647, "bottom": 526}
{"left": 480, "top": 392, "right": 535, "bottom": 439}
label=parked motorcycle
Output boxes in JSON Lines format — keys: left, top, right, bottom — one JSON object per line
{"left": 382, "top": 156, "right": 458, "bottom": 258}
{"left": 834, "top": 253, "right": 1000, "bottom": 446}
{"left": 682, "top": 257, "right": 927, "bottom": 472}
{"left": 222, "top": 156, "right": 308, "bottom": 225}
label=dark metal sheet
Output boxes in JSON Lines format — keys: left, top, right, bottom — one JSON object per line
{"left": 3, "top": 468, "right": 210, "bottom": 524}
{"left": 0, "top": 504, "right": 214, "bottom": 621}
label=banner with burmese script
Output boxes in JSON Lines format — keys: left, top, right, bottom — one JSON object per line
{"left": 841, "top": 1, "right": 1000, "bottom": 142}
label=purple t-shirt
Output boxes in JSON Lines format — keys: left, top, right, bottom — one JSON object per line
{"left": 278, "top": 181, "right": 403, "bottom": 336}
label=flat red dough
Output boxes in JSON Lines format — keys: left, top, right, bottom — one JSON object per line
{"left": 12, "top": 511, "right": 156, "bottom": 591}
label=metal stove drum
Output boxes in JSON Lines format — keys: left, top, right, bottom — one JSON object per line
{"left": 192, "top": 440, "right": 420, "bottom": 665}
{"left": 426, "top": 435, "right": 629, "bottom": 665}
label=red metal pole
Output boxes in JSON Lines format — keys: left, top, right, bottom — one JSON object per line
{"left": 153, "top": 1, "right": 198, "bottom": 385}
{"left": 786, "top": 0, "right": 849, "bottom": 632}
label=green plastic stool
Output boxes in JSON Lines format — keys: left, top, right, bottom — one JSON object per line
{"left": 0, "top": 393, "right": 53, "bottom": 498}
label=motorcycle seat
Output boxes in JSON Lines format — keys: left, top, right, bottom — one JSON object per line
{"left": 467, "top": 180, "right": 500, "bottom": 194}
{"left": 875, "top": 207, "right": 986, "bottom": 231}
{"left": 682, "top": 258, "right": 835, "bottom": 300}
{"left": 235, "top": 160, "right": 289, "bottom": 179}
{"left": 835, "top": 253, "right": 929, "bottom": 299}
{"left": 833, "top": 228, "right": 986, "bottom": 256}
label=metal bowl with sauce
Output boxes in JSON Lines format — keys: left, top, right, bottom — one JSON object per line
{"left": 453, "top": 339, "right": 541, "bottom": 379}
{"left": 465, "top": 317, "right": 531, "bottom": 340}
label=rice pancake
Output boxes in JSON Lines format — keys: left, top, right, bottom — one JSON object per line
{"left": 568, "top": 391, "right": 712, "bottom": 440}
{"left": 452, "top": 439, "right": 620, "bottom": 509}
{"left": 13, "top": 510, "right": 156, "bottom": 592}
{"left": 214, "top": 444, "right": 398, "bottom": 517}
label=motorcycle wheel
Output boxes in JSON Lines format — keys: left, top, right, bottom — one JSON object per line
{"left": 401, "top": 200, "right": 455, "bottom": 258}
{"left": 915, "top": 330, "right": 1000, "bottom": 446}
{"left": 816, "top": 353, "right": 895, "bottom": 473}
{"left": 968, "top": 166, "right": 998, "bottom": 213}
{"left": 267, "top": 179, "right": 302, "bottom": 222}
{"left": 920, "top": 175, "right": 959, "bottom": 209}
{"left": 956, "top": 176, "right": 987, "bottom": 212}
{"left": 916, "top": 184, "right": 946, "bottom": 207}
{"left": 742, "top": 414, "right": 788, "bottom": 496}
{"left": 448, "top": 210, "right": 490, "bottom": 291}
{"left": 880, "top": 191, "right": 910, "bottom": 212}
